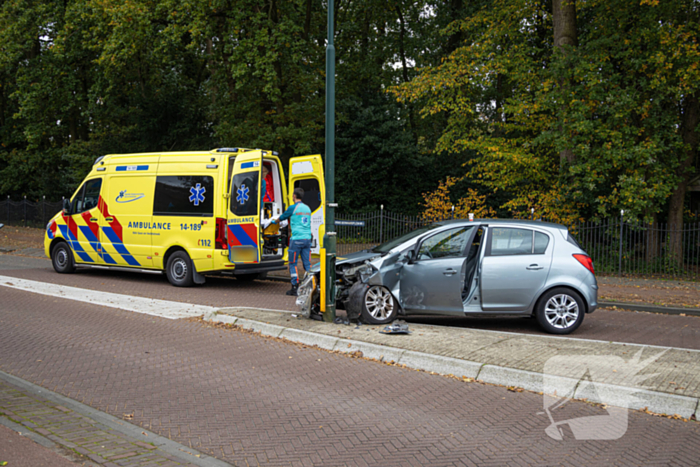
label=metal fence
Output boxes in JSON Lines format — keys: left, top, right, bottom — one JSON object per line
{"left": 0, "top": 197, "right": 63, "bottom": 229}
{"left": 336, "top": 209, "right": 700, "bottom": 281}
{"left": 2, "top": 197, "right": 698, "bottom": 280}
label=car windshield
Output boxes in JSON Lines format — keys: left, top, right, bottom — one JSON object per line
{"left": 372, "top": 224, "right": 443, "bottom": 254}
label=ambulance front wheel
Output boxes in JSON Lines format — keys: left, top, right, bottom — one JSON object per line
{"left": 166, "top": 251, "right": 194, "bottom": 287}
{"left": 51, "top": 241, "right": 75, "bottom": 274}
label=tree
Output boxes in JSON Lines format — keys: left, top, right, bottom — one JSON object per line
{"left": 394, "top": 0, "right": 700, "bottom": 232}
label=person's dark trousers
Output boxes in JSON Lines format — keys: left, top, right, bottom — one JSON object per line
{"left": 288, "top": 238, "right": 312, "bottom": 288}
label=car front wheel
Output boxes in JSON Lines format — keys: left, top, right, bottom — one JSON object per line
{"left": 51, "top": 241, "right": 76, "bottom": 274}
{"left": 361, "top": 285, "right": 398, "bottom": 325}
{"left": 165, "top": 251, "right": 194, "bottom": 287}
{"left": 535, "top": 288, "right": 585, "bottom": 334}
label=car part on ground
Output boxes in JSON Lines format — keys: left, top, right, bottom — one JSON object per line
{"left": 380, "top": 321, "right": 411, "bottom": 334}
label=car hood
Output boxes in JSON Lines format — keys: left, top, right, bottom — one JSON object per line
{"left": 310, "top": 249, "right": 382, "bottom": 273}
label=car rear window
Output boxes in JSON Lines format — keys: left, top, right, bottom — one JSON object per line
{"left": 534, "top": 232, "right": 550, "bottom": 254}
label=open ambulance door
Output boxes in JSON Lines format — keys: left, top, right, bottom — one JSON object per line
{"left": 288, "top": 155, "right": 325, "bottom": 255}
{"left": 227, "top": 150, "right": 263, "bottom": 264}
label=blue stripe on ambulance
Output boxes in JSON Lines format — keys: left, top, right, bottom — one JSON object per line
{"left": 101, "top": 227, "right": 140, "bottom": 266}
{"left": 58, "top": 225, "right": 94, "bottom": 263}
{"left": 78, "top": 226, "right": 117, "bottom": 265}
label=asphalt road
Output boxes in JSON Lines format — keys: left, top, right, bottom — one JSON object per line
{"left": 1, "top": 254, "right": 699, "bottom": 350}
{"left": 1, "top": 285, "right": 699, "bottom": 466}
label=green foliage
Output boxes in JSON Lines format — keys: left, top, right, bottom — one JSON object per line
{"left": 394, "top": 0, "right": 700, "bottom": 223}
{"left": 0, "top": 0, "right": 461, "bottom": 206}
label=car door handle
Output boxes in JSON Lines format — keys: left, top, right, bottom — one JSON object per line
{"left": 526, "top": 264, "right": 544, "bottom": 270}
{"left": 443, "top": 268, "right": 457, "bottom": 275}
{"left": 90, "top": 218, "right": 98, "bottom": 222}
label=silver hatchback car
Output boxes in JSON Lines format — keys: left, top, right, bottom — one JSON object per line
{"left": 297, "top": 220, "right": 598, "bottom": 334}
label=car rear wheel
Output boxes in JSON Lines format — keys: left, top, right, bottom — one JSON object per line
{"left": 51, "top": 241, "right": 75, "bottom": 274}
{"left": 165, "top": 251, "right": 194, "bottom": 287}
{"left": 361, "top": 285, "right": 398, "bottom": 325}
{"left": 535, "top": 288, "right": 585, "bottom": 334}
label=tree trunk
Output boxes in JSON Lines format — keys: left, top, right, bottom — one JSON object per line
{"left": 667, "top": 94, "right": 699, "bottom": 262}
{"left": 395, "top": 4, "right": 416, "bottom": 138}
{"left": 645, "top": 212, "right": 659, "bottom": 264}
{"left": 552, "top": 0, "right": 578, "bottom": 167}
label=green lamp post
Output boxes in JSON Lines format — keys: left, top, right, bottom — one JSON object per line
{"left": 323, "top": 0, "right": 337, "bottom": 322}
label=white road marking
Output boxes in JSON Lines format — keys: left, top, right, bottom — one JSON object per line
{"left": 0, "top": 275, "right": 215, "bottom": 319}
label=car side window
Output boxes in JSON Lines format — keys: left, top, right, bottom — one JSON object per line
{"left": 534, "top": 232, "right": 550, "bottom": 254}
{"left": 489, "top": 228, "right": 533, "bottom": 256}
{"left": 72, "top": 178, "right": 102, "bottom": 214}
{"left": 416, "top": 227, "right": 474, "bottom": 260}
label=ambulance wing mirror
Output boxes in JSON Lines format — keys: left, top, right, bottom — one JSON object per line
{"left": 62, "top": 199, "right": 72, "bottom": 215}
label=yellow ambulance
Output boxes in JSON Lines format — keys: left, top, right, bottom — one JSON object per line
{"left": 44, "top": 148, "right": 325, "bottom": 286}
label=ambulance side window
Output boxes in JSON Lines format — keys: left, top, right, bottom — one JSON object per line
{"left": 294, "top": 179, "right": 320, "bottom": 213}
{"left": 72, "top": 178, "right": 102, "bottom": 214}
{"left": 153, "top": 176, "right": 214, "bottom": 217}
{"left": 230, "top": 172, "right": 259, "bottom": 216}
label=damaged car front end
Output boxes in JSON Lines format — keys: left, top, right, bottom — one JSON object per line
{"left": 297, "top": 224, "right": 440, "bottom": 323}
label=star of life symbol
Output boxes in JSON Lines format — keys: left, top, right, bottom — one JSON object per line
{"left": 236, "top": 184, "right": 250, "bottom": 205}
{"left": 189, "top": 183, "right": 206, "bottom": 206}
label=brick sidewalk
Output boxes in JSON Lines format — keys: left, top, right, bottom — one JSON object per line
{"left": 0, "top": 424, "right": 79, "bottom": 467}
{"left": 2, "top": 286, "right": 700, "bottom": 466}
{"left": 0, "top": 379, "right": 201, "bottom": 467}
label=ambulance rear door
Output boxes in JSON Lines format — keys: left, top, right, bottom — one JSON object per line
{"left": 288, "top": 155, "right": 325, "bottom": 254}
{"left": 227, "top": 150, "right": 263, "bottom": 264}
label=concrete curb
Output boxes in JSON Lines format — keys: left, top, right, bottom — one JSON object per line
{"left": 207, "top": 314, "right": 700, "bottom": 420}
{"left": 0, "top": 370, "right": 232, "bottom": 467}
{"left": 600, "top": 301, "right": 700, "bottom": 317}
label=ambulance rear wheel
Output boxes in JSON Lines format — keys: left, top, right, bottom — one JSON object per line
{"left": 51, "top": 241, "right": 75, "bottom": 274}
{"left": 166, "top": 251, "right": 194, "bottom": 287}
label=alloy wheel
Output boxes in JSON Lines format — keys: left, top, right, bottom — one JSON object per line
{"left": 544, "top": 294, "right": 580, "bottom": 329}
{"left": 365, "top": 286, "right": 394, "bottom": 320}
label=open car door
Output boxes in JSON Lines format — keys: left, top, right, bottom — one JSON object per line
{"left": 288, "top": 155, "right": 325, "bottom": 255}
{"left": 227, "top": 150, "right": 263, "bottom": 264}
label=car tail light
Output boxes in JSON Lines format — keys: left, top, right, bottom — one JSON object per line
{"left": 215, "top": 217, "right": 228, "bottom": 249}
{"left": 573, "top": 254, "right": 594, "bottom": 275}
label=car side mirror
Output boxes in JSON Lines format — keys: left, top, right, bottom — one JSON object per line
{"left": 62, "top": 199, "right": 72, "bottom": 215}
{"left": 403, "top": 249, "right": 415, "bottom": 264}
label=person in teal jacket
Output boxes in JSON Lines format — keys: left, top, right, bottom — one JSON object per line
{"left": 272, "top": 187, "right": 311, "bottom": 296}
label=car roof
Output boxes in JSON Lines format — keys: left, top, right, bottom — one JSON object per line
{"left": 436, "top": 218, "right": 568, "bottom": 231}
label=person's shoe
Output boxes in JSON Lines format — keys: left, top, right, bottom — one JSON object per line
{"left": 286, "top": 286, "right": 298, "bottom": 296}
